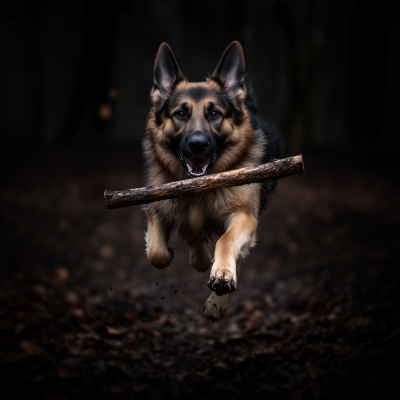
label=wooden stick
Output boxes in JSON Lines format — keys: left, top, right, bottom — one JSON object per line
{"left": 104, "top": 155, "right": 304, "bottom": 210}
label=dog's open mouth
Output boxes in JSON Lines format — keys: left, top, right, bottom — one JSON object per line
{"left": 184, "top": 156, "right": 210, "bottom": 177}
{"left": 177, "top": 150, "right": 218, "bottom": 178}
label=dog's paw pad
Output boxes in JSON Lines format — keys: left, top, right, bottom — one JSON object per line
{"left": 207, "top": 275, "right": 236, "bottom": 296}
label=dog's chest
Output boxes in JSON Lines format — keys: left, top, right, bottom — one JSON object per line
{"left": 170, "top": 198, "right": 210, "bottom": 234}
{"left": 184, "top": 202, "right": 206, "bottom": 233}
{"left": 155, "top": 184, "right": 259, "bottom": 235}
{"left": 163, "top": 190, "right": 227, "bottom": 234}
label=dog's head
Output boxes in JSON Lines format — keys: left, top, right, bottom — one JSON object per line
{"left": 147, "top": 41, "right": 254, "bottom": 179}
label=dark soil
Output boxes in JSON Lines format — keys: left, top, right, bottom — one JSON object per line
{"left": 1, "top": 147, "right": 399, "bottom": 400}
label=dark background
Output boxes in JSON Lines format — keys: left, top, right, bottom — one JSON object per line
{"left": 1, "top": 1, "right": 399, "bottom": 399}
{"left": 1, "top": 0, "right": 399, "bottom": 153}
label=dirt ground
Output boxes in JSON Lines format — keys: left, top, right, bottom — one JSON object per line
{"left": 1, "top": 146, "right": 399, "bottom": 399}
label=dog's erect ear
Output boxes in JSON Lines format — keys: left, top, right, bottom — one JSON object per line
{"left": 211, "top": 41, "right": 245, "bottom": 95}
{"left": 153, "top": 43, "right": 185, "bottom": 99}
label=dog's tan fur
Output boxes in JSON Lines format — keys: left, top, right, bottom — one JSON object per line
{"left": 142, "top": 42, "right": 277, "bottom": 321}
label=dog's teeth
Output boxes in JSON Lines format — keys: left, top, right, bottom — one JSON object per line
{"left": 187, "top": 165, "right": 193, "bottom": 172}
{"left": 201, "top": 165, "right": 208, "bottom": 172}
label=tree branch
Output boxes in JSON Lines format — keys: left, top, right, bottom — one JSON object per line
{"left": 104, "top": 155, "right": 304, "bottom": 209}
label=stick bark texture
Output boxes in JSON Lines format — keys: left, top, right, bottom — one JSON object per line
{"left": 104, "top": 155, "right": 304, "bottom": 210}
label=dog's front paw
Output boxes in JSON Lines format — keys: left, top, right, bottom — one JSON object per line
{"left": 207, "top": 259, "right": 237, "bottom": 296}
{"left": 203, "top": 292, "right": 228, "bottom": 321}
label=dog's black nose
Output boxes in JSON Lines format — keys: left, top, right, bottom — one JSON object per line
{"left": 188, "top": 133, "right": 209, "bottom": 154}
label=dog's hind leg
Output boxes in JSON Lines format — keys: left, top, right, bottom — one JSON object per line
{"left": 189, "top": 241, "right": 212, "bottom": 272}
{"left": 145, "top": 212, "right": 174, "bottom": 269}
{"left": 203, "top": 292, "right": 229, "bottom": 321}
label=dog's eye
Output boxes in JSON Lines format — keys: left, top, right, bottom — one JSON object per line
{"left": 175, "top": 110, "right": 186, "bottom": 120}
{"left": 210, "top": 110, "right": 220, "bottom": 119}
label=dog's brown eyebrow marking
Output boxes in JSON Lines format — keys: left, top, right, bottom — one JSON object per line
{"left": 169, "top": 82, "right": 234, "bottom": 118}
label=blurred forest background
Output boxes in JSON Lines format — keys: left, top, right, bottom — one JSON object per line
{"left": 1, "top": 0, "right": 399, "bottom": 156}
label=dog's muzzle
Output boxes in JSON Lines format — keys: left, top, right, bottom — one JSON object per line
{"left": 177, "top": 131, "right": 218, "bottom": 178}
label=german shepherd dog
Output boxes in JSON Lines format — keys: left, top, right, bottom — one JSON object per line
{"left": 143, "top": 41, "right": 283, "bottom": 321}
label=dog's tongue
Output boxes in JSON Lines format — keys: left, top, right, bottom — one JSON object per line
{"left": 185, "top": 157, "right": 210, "bottom": 169}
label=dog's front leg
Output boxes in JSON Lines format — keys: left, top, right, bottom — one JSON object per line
{"left": 145, "top": 211, "right": 173, "bottom": 269}
{"left": 204, "top": 211, "right": 257, "bottom": 321}
{"left": 209, "top": 211, "right": 257, "bottom": 293}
